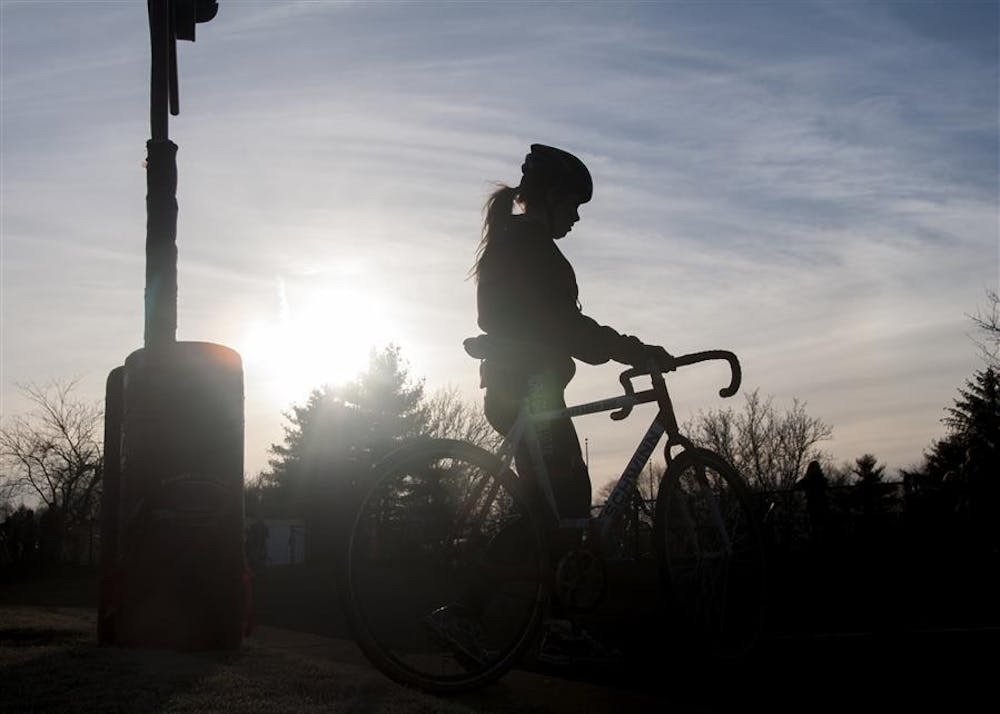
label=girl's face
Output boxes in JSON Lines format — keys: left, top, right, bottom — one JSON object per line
{"left": 549, "top": 191, "right": 582, "bottom": 239}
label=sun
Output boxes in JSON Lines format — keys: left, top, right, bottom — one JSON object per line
{"left": 241, "top": 284, "right": 394, "bottom": 405}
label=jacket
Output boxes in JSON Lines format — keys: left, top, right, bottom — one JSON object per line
{"left": 476, "top": 215, "right": 644, "bottom": 390}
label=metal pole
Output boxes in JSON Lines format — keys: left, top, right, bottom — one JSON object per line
{"left": 144, "top": 0, "right": 178, "bottom": 350}
{"left": 148, "top": 0, "right": 170, "bottom": 144}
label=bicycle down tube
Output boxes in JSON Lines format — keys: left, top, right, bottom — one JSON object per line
{"left": 494, "top": 389, "right": 665, "bottom": 537}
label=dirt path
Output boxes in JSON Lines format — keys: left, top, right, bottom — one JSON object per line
{"left": 0, "top": 607, "right": 672, "bottom": 713}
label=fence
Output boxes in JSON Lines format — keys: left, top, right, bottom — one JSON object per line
{"left": 593, "top": 479, "right": 946, "bottom": 561}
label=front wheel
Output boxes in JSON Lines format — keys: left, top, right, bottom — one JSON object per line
{"left": 339, "top": 439, "right": 549, "bottom": 694}
{"left": 653, "top": 448, "right": 766, "bottom": 658}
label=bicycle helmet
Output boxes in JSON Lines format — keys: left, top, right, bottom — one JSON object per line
{"left": 521, "top": 144, "right": 593, "bottom": 203}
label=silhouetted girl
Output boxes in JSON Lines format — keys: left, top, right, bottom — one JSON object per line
{"left": 472, "top": 144, "right": 672, "bottom": 519}
{"left": 426, "top": 144, "right": 673, "bottom": 666}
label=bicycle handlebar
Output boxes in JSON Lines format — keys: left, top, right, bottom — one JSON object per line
{"left": 673, "top": 350, "right": 742, "bottom": 398}
{"left": 462, "top": 335, "right": 741, "bottom": 419}
{"left": 610, "top": 350, "right": 742, "bottom": 421}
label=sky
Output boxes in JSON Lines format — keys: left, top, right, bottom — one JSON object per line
{"left": 1, "top": 0, "right": 997, "bottom": 493}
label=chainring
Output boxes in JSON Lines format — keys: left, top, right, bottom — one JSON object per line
{"left": 554, "top": 547, "right": 607, "bottom": 611}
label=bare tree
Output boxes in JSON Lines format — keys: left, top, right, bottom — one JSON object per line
{"left": 424, "top": 386, "right": 502, "bottom": 452}
{"left": 0, "top": 380, "right": 103, "bottom": 529}
{"left": 594, "top": 460, "right": 663, "bottom": 506}
{"left": 683, "top": 389, "right": 832, "bottom": 492}
{"left": 969, "top": 288, "right": 1000, "bottom": 368}
{"left": 824, "top": 461, "right": 855, "bottom": 487}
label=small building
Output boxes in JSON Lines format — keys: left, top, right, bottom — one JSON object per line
{"left": 262, "top": 518, "right": 306, "bottom": 566}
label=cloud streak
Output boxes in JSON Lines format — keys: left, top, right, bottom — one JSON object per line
{"left": 1, "top": 1, "right": 995, "bottom": 484}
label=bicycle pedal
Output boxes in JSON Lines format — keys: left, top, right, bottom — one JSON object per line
{"left": 537, "top": 625, "right": 621, "bottom": 666}
{"left": 422, "top": 606, "right": 492, "bottom": 670}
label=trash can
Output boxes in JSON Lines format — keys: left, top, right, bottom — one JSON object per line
{"left": 107, "top": 341, "right": 246, "bottom": 650}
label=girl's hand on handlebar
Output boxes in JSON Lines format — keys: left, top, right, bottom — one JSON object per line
{"left": 625, "top": 343, "right": 675, "bottom": 372}
{"left": 643, "top": 345, "right": 676, "bottom": 373}
{"left": 617, "top": 336, "right": 675, "bottom": 371}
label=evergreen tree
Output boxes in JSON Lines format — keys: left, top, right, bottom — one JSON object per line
{"left": 907, "top": 368, "right": 999, "bottom": 483}
{"left": 267, "top": 345, "right": 427, "bottom": 492}
{"left": 852, "top": 453, "right": 890, "bottom": 519}
{"left": 944, "top": 367, "right": 999, "bottom": 462}
{"left": 852, "top": 454, "right": 886, "bottom": 483}
{"left": 259, "top": 345, "right": 430, "bottom": 558}
{"left": 903, "top": 300, "right": 999, "bottom": 553}
{"left": 906, "top": 367, "right": 1000, "bottom": 551}
{"left": 946, "top": 368, "right": 999, "bottom": 540}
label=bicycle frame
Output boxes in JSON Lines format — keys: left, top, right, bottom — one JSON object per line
{"left": 344, "top": 347, "right": 754, "bottom": 693}
{"left": 492, "top": 351, "right": 741, "bottom": 556}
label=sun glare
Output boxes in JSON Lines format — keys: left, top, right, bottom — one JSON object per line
{"left": 241, "top": 285, "right": 394, "bottom": 405}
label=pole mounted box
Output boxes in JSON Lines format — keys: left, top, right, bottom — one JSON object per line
{"left": 173, "top": 0, "right": 219, "bottom": 42}
{"left": 101, "top": 1, "right": 249, "bottom": 651}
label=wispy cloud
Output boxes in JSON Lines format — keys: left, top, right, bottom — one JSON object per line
{"left": 2, "top": 1, "right": 995, "bottom": 480}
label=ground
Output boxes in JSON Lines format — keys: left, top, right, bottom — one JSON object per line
{"left": 2, "top": 604, "right": 997, "bottom": 712}
{"left": 2, "top": 562, "right": 997, "bottom": 712}
{"left": 0, "top": 606, "right": 667, "bottom": 713}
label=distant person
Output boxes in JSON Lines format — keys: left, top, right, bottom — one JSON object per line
{"left": 796, "top": 460, "right": 830, "bottom": 543}
{"left": 288, "top": 526, "right": 298, "bottom": 565}
{"left": 426, "top": 144, "right": 674, "bottom": 664}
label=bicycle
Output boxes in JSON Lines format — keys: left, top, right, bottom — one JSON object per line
{"left": 339, "top": 337, "right": 766, "bottom": 693}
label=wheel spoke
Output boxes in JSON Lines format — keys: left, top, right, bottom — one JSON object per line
{"left": 655, "top": 449, "right": 765, "bottom": 657}
{"left": 342, "top": 441, "right": 547, "bottom": 693}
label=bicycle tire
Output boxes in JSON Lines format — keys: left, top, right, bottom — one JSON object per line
{"left": 339, "top": 438, "right": 549, "bottom": 694}
{"left": 653, "top": 448, "right": 766, "bottom": 658}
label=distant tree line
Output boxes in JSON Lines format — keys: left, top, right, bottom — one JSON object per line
{"left": 592, "top": 290, "right": 999, "bottom": 565}
{"left": 253, "top": 341, "right": 993, "bottom": 567}
{"left": 897, "top": 289, "right": 999, "bottom": 555}
{"left": 3, "top": 293, "right": 996, "bottom": 577}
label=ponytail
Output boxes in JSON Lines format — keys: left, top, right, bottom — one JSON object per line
{"left": 471, "top": 184, "right": 519, "bottom": 281}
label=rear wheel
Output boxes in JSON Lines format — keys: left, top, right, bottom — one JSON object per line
{"left": 340, "top": 439, "right": 549, "bottom": 693}
{"left": 653, "top": 448, "right": 765, "bottom": 658}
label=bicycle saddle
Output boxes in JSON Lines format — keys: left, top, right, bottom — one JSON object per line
{"left": 463, "top": 335, "right": 561, "bottom": 363}
{"left": 463, "top": 335, "right": 491, "bottom": 359}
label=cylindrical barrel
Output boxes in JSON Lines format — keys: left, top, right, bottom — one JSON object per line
{"left": 114, "top": 341, "right": 245, "bottom": 650}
